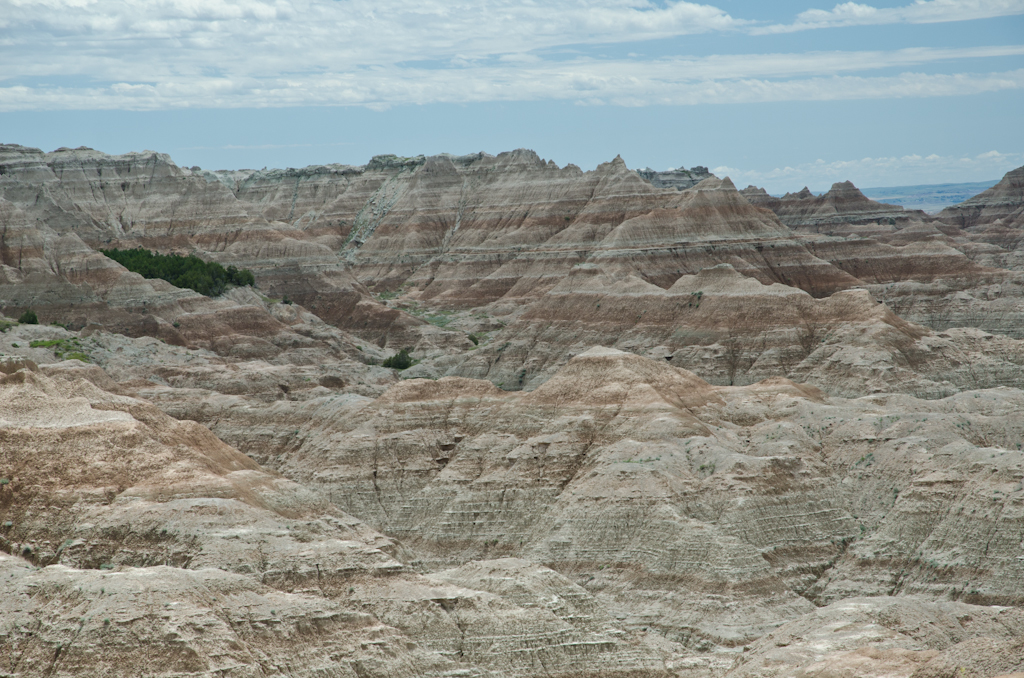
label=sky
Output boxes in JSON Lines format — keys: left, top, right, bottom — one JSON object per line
{"left": 1, "top": 0, "right": 1022, "bottom": 192}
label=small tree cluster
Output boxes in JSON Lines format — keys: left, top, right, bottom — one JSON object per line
{"left": 382, "top": 348, "right": 413, "bottom": 370}
{"left": 18, "top": 309, "right": 38, "bottom": 324}
{"left": 100, "top": 247, "right": 256, "bottom": 297}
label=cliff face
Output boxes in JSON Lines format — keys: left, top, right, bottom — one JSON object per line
{"left": 5, "top": 144, "right": 1024, "bottom": 396}
{"left": 442, "top": 263, "right": 1024, "bottom": 397}
{"left": 8, "top": 144, "right": 1024, "bottom": 340}
{"left": 936, "top": 167, "right": 1024, "bottom": 260}
{"left": 3, "top": 147, "right": 1024, "bottom": 677}
{"left": 340, "top": 164, "right": 857, "bottom": 305}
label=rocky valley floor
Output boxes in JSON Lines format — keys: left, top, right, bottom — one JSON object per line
{"left": 1, "top": 145, "right": 1023, "bottom": 677}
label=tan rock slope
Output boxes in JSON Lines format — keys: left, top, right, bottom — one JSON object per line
{"left": 239, "top": 348, "right": 1024, "bottom": 672}
{"left": 0, "top": 357, "right": 669, "bottom": 677}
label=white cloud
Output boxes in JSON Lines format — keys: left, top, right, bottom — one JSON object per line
{"left": 2, "top": 42, "right": 1023, "bottom": 111}
{"left": 0, "top": 0, "right": 1022, "bottom": 111}
{"left": 755, "top": 0, "right": 1024, "bottom": 34}
{"left": 0, "top": 0, "right": 742, "bottom": 76}
{"left": 716, "top": 150, "right": 1024, "bottom": 193}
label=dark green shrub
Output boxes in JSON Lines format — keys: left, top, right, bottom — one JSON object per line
{"left": 468, "top": 333, "right": 480, "bottom": 345}
{"left": 100, "top": 247, "right": 256, "bottom": 297}
{"left": 382, "top": 348, "right": 413, "bottom": 370}
{"left": 18, "top": 309, "right": 38, "bottom": 324}
{"left": 225, "top": 265, "right": 255, "bottom": 287}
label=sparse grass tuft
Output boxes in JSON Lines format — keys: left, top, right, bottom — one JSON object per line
{"left": 29, "top": 338, "right": 90, "bottom": 362}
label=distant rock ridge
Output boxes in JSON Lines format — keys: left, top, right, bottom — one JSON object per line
{"left": 0, "top": 143, "right": 470, "bottom": 356}
{"left": 4, "top": 140, "right": 1024, "bottom": 361}
{"left": 937, "top": 165, "right": 1024, "bottom": 231}
{"left": 740, "top": 180, "right": 924, "bottom": 230}
{"left": 636, "top": 164, "right": 714, "bottom": 190}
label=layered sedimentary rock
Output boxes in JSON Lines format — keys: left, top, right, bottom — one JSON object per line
{"left": 0, "top": 216, "right": 415, "bottom": 409}
{"left": 737, "top": 170, "right": 1024, "bottom": 339}
{"left": 3, "top": 145, "right": 858, "bottom": 311}
{"left": 0, "top": 357, "right": 397, "bottom": 578}
{"left": 434, "top": 262, "right": 1024, "bottom": 396}
{"left": 937, "top": 165, "right": 1024, "bottom": 231}
{"left": 223, "top": 346, "right": 1024, "bottom": 669}
{"left": 0, "top": 553, "right": 460, "bottom": 678}
{"left": 742, "top": 181, "right": 919, "bottom": 232}
{"left": 0, "top": 145, "right": 453, "bottom": 353}
{"left": 637, "top": 166, "right": 715, "bottom": 191}
{"left": 335, "top": 158, "right": 859, "bottom": 304}
{"left": 3, "top": 144, "right": 1024, "bottom": 677}
{"left": 727, "top": 597, "right": 1024, "bottom": 678}
{"left": 8, "top": 142, "right": 1024, "bottom": 348}
{"left": 0, "top": 357, "right": 669, "bottom": 677}
{"left": 4, "top": 336, "right": 1022, "bottom": 674}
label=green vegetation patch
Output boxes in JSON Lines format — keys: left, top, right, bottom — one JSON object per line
{"left": 424, "top": 313, "right": 454, "bottom": 327}
{"left": 29, "top": 338, "right": 90, "bottom": 362}
{"left": 399, "top": 302, "right": 457, "bottom": 328}
{"left": 382, "top": 348, "right": 413, "bottom": 370}
{"left": 100, "top": 247, "right": 255, "bottom": 297}
{"left": 17, "top": 310, "right": 38, "bottom": 324}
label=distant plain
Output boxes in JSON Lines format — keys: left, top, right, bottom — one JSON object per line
{"left": 857, "top": 180, "right": 999, "bottom": 213}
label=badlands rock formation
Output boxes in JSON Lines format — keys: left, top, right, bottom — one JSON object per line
{"left": 740, "top": 181, "right": 919, "bottom": 231}
{"left": 2, "top": 145, "right": 1024, "bottom": 676}
{"left": 6, "top": 143, "right": 1024, "bottom": 343}
{"left": 441, "top": 262, "right": 1024, "bottom": 397}
{"left": 637, "top": 166, "right": 715, "bottom": 191}
{"left": 0, "top": 356, "right": 668, "bottom": 678}
{"left": 0, "top": 145, "right": 460, "bottom": 357}
{"left": 738, "top": 177, "right": 1024, "bottom": 339}
{"left": 938, "top": 165, "right": 1024, "bottom": 232}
